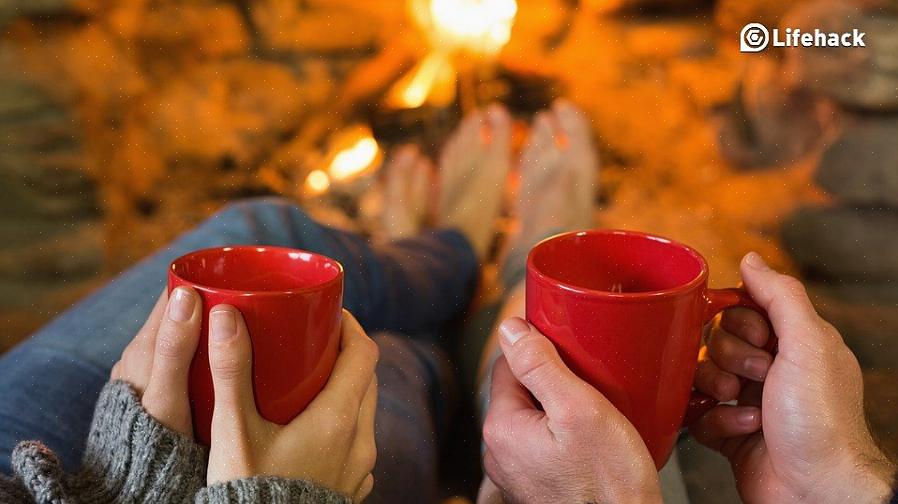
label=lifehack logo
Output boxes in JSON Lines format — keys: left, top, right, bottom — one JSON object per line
{"left": 740, "top": 22, "right": 866, "bottom": 53}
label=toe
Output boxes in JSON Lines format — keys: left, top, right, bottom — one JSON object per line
{"left": 386, "top": 145, "right": 418, "bottom": 194}
{"left": 411, "top": 156, "right": 435, "bottom": 218}
{"left": 458, "top": 110, "right": 486, "bottom": 150}
{"left": 485, "top": 103, "right": 512, "bottom": 149}
{"left": 552, "top": 99, "right": 591, "bottom": 147}
{"left": 528, "top": 111, "right": 556, "bottom": 152}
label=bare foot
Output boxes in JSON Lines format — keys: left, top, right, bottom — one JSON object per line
{"left": 382, "top": 145, "right": 435, "bottom": 239}
{"left": 437, "top": 104, "right": 512, "bottom": 260}
{"left": 506, "top": 99, "right": 598, "bottom": 260}
{"left": 476, "top": 100, "right": 598, "bottom": 418}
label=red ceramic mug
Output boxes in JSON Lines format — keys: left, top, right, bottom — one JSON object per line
{"left": 168, "top": 246, "right": 344, "bottom": 445}
{"left": 526, "top": 230, "right": 776, "bottom": 469}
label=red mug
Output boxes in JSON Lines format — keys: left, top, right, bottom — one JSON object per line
{"left": 168, "top": 246, "right": 344, "bottom": 445}
{"left": 526, "top": 230, "right": 775, "bottom": 469}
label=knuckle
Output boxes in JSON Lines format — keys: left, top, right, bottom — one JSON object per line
{"left": 155, "top": 328, "right": 191, "bottom": 361}
{"left": 209, "top": 352, "right": 245, "bottom": 382}
{"left": 329, "top": 410, "right": 357, "bottom": 438}
{"left": 362, "top": 338, "right": 380, "bottom": 366}
{"left": 121, "top": 341, "right": 141, "bottom": 364}
{"left": 777, "top": 275, "right": 808, "bottom": 299}
{"left": 557, "top": 395, "right": 598, "bottom": 427}
{"left": 513, "top": 341, "right": 554, "bottom": 382}
{"left": 360, "top": 442, "right": 377, "bottom": 471}
{"left": 481, "top": 417, "right": 506, "bottom": 452}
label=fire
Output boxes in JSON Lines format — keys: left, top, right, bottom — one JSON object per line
{"left": 388, "top": 0, "right": 517, "bottom": 110}
{"left": 386, "top": 52, "right": 456, "bottom": 109}
{"left": 304, "top": 169, "right": 330, "bottom": 196}
{"left": 326, "top": 126, "right": 381, "bottom": 182}
{"left": 330, "top": 137, "right": 378, "bottom": 181}
{"left": 413, "top": 0, "right": 518, "bottom": 56}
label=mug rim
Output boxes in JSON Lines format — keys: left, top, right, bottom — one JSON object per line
{"left": 169, "top": 245, "right": 344, "bottom": 297}
{"left": 526, "top": 229, "right": 709, "bottom": 300}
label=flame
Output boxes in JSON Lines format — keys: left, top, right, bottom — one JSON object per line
{"left": 386, "top": 52, "right": 457, "bottom": 109}
{"left": 327, "top": 127, "right": 381, "bottom": 182}
{"left": 413, "top": 0, "right": 517, "bottom": 56}
{"left": 304, "top": 169, "right": 330, "bottom": 195}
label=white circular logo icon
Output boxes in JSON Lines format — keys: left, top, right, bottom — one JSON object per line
{"left": 740, "top": 23, "right": 770, "bottom": 53}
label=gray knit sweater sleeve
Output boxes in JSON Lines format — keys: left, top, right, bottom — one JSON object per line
{"left": 196, "top": 476, "right": 351, "bottom": 503}
{"left": 6, "top": 379, "right": 206, "bottom": 503}
{"left": 1, "top": 380, "right": 350, "bottom": 504}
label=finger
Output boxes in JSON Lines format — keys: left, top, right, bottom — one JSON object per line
{"left": 136, "top": 290, "right": 170, "bottom": 347}
{"left": 110, "top": 361, "right": 123, "bottom": 381}
{"left": 694, "top": 351, "right": 741, "bottom": 402}
{"left": 496, "top": 317, "right": 598, "bottom": 421}
{"left": 353, "top": 473, "right": 374, "bottom": 503}
{"left": 482, "top": 356, "right": 542, "bottom": 453}
{"left": 208, "top": 305, "right": 257, "bottom": 421}
{"left": 115, "top": 291, "right": 169, "bottom": 388}
{"left": 487, "top": 356, "right": 538, "bottom": 417}
{"left": 481, "top": 449, "right": 502, "bottom": 488}
{"left": 348, "top": 376, "right": 378, "bottom": 487}
{"left": 142, "top": 287, "right": 202, "bottom": 436}
{"left": 737, "top": 380, "right": 763, "bottom": 408}
{"left": 689, "top": 405, "right": 761, "bottom": 453}
{"left": 720, "top": 307, "right": 770, "bottom": 348}
{"left": 740, "top": 253, "right": 839, "bottom": 354}
{"left": 707, "top": 325, "right": 773, "bottom": 381}
{"left": 312, "top": 311, "right": 379, "bottom": 415}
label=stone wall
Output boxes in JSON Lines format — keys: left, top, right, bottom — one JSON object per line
{"left": 776, "top": 1, "right": 898, "bottom": 285}
{"left": 0, "top": 0, "right": 413, "bottom": 350}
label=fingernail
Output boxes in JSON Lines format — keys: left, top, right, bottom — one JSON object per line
{"left": 744, "top": 252, "right": 770, "bottom": 271}
{"left": 737, "top": 408, "right": 760, "bottom": 427}
{"left": 499, "top": 317, "right": 530, "bottom": 346}
{"left": 169, "top": 288, "right": 195, "bottom": 322}
{"left": 210, "top": 309, "right": 237, "bottom": 341}
{"left": 744, "top": 356, "right": 770, "bottom": 380}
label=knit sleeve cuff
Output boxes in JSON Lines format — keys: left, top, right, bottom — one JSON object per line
{"left": 80, "top": 379, "right": 207, "bottom": 499}
{"left": 196, "top": 476, "right": 352, "bottom": 504}
{"left": 11, "top": 380, "right": 207, "bottom": 502}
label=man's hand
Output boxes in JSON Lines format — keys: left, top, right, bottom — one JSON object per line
{"left": 692, "top": 252, "right": 896, "bottom": 504}
{"left": 482, "top": 317, "right": 662, "bottom": 504}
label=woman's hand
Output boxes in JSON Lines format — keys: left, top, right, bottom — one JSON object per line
{"left": 111, "top": 287, "right": 202, "bottom": 437}
{"left": 205, "top": 307, "right": 379, "bottom": 503}
{"left": 691, "top": 253, "right": 895, "bottom": 504}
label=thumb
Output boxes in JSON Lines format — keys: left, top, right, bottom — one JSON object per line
{"left": 497, "top": 317, "right": 595, "bottom": 422}
{"left": 740, "top": 252, "right": 841, "bottom": 353}
{"left": 208, "top": 305, "right": 258, "bottom": 426}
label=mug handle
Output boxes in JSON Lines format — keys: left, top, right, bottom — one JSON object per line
{"left": 681, "top": 288, "right": 779, "bottom": 426}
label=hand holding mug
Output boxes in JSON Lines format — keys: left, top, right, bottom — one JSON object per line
{"left": 483, "top": 317, "right": 662, "bottom": 504}
{"left": 111, "top": 287, "right": 202, "bottom": 437}
{"left": 206, "top": 307, "right": 378, "bottom": 503}
{"left": 526, "top": 230, "right": 773, "bottom": 467}
{"left": 691, "top": 253, "right": 896, "bottom": 504}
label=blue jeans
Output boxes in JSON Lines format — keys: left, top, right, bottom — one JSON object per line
{"left": 0, "top": 198, "right": 478, "bottom": 504}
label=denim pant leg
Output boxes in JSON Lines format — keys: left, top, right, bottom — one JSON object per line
{"left": 368, "top": 333, "right": 452, "bottom": 504}
{"left": 0, "top": 197, "right": 475, "bottom": 475}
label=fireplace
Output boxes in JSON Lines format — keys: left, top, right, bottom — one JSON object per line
{"left": 1, "top": 0, "right": 896, "bottom": 500}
